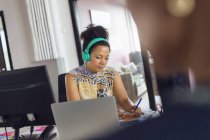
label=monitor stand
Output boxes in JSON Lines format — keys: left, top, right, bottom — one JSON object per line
{"left": 14, "top": 127, "right": 20, "bottom": 140}
{"left": 12, "top": 120, "right": 24, "bottom": 140}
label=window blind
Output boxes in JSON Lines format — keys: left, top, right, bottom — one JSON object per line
{"left": 25, "top": 0, "right": 58, "bottom": 61}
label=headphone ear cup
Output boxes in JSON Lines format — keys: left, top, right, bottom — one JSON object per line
{"left": 82, "top": 52, "right": 90, "bottom": 61}
{"left": 86, "top": 53, "right": 90, "bottom": 61}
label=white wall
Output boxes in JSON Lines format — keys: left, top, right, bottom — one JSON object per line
{"left": 0, "top": 0, "right": 32, "bottom": 68}
{"left": 49, "top": 0, "right": 79, "bottom": 73}
{"left": 77, "top": 0, "right": 132, "bottom": 65}
{"left": 0, "top": 0, "right": 79, "bottom": 102}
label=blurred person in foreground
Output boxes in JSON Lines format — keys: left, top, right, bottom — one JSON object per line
{"left": 107, "top": 0, "right": 210, "bottom": 139}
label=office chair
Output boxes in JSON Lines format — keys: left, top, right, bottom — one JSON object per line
{"left": 58, "top": 73, "right": 67, "bottom": 102}
{"left": 129, "top": 51, "right": 144, "bottom": 75}
{"left": 120, "top": 72, "right": 138, "bottom": 102}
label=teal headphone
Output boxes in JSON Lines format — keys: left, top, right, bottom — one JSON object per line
{"left": 82, "top": 38, "right": 109, "bottom": 61}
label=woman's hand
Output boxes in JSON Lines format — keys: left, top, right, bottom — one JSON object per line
{"left": 131, "top": 106, "right": 144, "bottom": 117}
{"left": 118, "top": 107, "right": 144, "bottom": 120}
{"left": 118, "top": 110, "right": 126, "bottom": 120}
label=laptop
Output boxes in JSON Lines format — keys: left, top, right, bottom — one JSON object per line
{"left": 51, "top": 96, "right": 120, "bottom": 140}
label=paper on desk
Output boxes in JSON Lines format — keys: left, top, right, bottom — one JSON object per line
{"left": 21, "top": 126, "right": 47, "bottom": 135}
{"left": 119, "top": 109, "right": 160, "bottom": 124}
{"left": 0, "top": 131, "right": 13, "bottom": 136}
{"left": 0, "top": 136, "right": 13, "bottom": 140}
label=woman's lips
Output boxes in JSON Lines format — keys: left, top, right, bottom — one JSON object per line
{"left": 97, "top": 66, "right": 104, "bottom": 69}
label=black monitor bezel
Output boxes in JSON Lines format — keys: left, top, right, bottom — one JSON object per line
{"left": 0, "top": 65, "right": 55, "bottom": 128}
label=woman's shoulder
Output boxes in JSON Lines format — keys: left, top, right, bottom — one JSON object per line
{"left": 104, "top": 66, "right": 117, "bottom": 74}
{"left": 68, "top": 65, "right": 86, "bottom": 75}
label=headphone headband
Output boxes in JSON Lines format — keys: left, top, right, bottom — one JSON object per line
{"left": 85, "top": 38, "right": 109, "bottom": 52}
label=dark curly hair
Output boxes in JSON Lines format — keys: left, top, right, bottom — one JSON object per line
{"left": 81, "top": 24, "right": 110, "bottom": 54}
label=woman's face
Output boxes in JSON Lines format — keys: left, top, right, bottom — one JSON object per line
{"left": 87, "top": 45, "right": 110, "bottom": 73}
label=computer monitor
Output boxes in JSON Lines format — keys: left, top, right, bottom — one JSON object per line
{"left": 156, "top": 72, "right": 190, "bottom": 111}
{"left": 0, "top": 65, "right": 55, "bottom": 139}
{"left": 142, "top": 49, "right": 191, "bottom": 112}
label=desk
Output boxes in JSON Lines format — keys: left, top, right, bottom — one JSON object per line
{"left": 0, "top": 126, "right": 59, "bottom": 140}
{"left": 0, "top": 110, "right": 159, "bottom": 140}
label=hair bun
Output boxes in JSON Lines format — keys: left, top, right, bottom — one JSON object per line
{"left": 81, "top": 24, "right": 109, "bottom": 41}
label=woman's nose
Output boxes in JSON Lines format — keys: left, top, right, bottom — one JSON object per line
{"left": 100, "top": 59, "right": 106, "bottom": 65}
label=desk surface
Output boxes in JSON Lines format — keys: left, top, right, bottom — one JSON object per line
{"left": 0, "top": 126, "right": 59, "bottom": 140}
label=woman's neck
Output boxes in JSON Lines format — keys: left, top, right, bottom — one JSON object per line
{"left": 86, "top": 63, "right": 103, "bottom": 74}
{"left": 86, "top": 63, "right": 97, "bottom": 73}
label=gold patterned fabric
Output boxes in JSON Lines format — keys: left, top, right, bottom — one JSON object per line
{"left": 69, "top": 64, "right": 116, "bottom": 100}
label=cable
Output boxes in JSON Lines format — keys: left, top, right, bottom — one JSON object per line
{"left": 26, "top": 113, "right": 35, "bottom": 139}
{"left": 29, "top": 125, "right": 34, "bottom": 139}
{"left": 4, "top": 126, "right": 8, "bottom": 140}
{"left": 1, "top": 116, "right": 9, "bottom": 140}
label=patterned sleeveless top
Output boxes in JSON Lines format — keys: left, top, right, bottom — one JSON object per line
{"left": 69, "top": 64, "right": 117, "bottom": 100}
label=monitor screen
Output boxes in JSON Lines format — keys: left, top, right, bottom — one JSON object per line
{"left": 0, "top": 65, "right": 55, "bottom": 129}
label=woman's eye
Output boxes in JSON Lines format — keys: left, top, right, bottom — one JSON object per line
{"left": 96, "top": 56, "right": 101, "bottom": 59}
{"left": 105, "top": 57, "right": 109, "bottom": 60}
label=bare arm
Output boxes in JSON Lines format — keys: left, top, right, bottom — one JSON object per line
{"left": 65, "top": 73, "right": 81, "bottom": 101}
{"left": 113, "top": 72, "right": 134, "bottom": 112}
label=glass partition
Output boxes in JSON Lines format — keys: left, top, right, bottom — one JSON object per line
{"left": 0, "top": 11, "right": 13, "bottom": 71}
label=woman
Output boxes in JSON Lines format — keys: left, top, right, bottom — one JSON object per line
{"left": 65, "top": 24, "right": 141, "bottom": 117}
